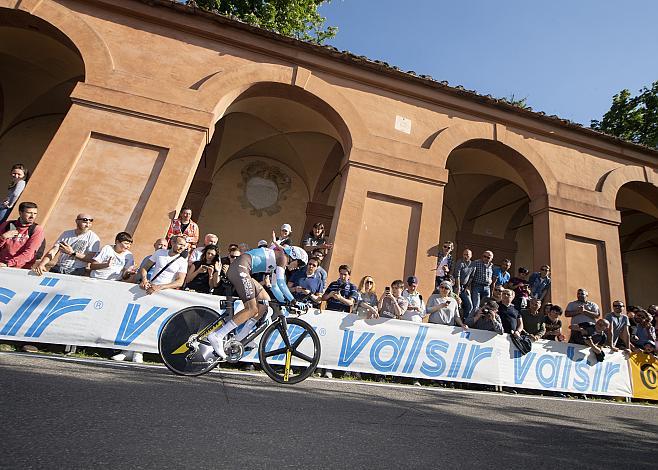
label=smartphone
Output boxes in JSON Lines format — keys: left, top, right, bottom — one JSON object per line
{"left": 385, "top": 286, "right": 391, "bottom": 294}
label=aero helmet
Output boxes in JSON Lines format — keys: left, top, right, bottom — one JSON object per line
{"left": 284, "top": 245, "right": 308, "bottom": 267}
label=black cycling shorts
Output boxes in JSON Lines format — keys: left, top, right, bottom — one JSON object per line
{"left": 226, "top": 254, "right": 263, "bottom": 303}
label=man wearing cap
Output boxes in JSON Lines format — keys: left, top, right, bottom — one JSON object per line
{"left": 402, "top": 276, "right": 426, "bottom": 322}
{"left": 276, "top": 224, "right": 293, "bottom": 246}
{"left": 565, "top": 288, "right": 600, "bottom": 344}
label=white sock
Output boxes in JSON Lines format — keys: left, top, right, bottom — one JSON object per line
{"left": 234, "top": 318, "right": 257, "bottom": 342}
{"left": 209, "top": 319, "right": 237, "bottom": 341}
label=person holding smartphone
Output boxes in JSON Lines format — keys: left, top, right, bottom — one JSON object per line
{"left": 426, "top": 281, "right": 467, "bottom": 328}
{"left": 378, "top": 280, "right": 408, "bottom": 319}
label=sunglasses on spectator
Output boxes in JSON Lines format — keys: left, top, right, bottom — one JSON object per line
{"left": 77, "top": 218, "right": 94, "bottom": 222}
{"left": 229, "top": 255, "right": 238, "bottom": 259}
{"left": 483, "top": 255, "right": 492, "bottom": 259}
{"left": 365, "top": 280, "right": 374, "bottom": 284}
{"left": 613, "top": 303, "right": 624, "bottom": 308}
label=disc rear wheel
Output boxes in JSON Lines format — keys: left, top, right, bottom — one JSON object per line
{"left": 158, "top": 306, "right": 225, "bottom": 376}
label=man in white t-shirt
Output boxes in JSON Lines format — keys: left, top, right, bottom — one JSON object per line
{"left": 33, "top": 214, "right": 100, "bottom": 276}
{"left": 89, "top": 232, "right": 136, "bottom": 281}
{"left": 139, "top": 235, "right": 188, "bottom": 294}
{"left": 401, "top": 276, "right": 426, "bottom": 322}
{"left": 188, "top": 233, "right": 218, "bottom": 265}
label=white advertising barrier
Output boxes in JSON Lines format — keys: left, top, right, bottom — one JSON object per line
{"left": 0, "top": 269, "right": 632, "bottom": 397}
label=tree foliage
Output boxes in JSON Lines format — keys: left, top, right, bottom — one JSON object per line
{"left": 591, "top": 81, "right": 658, "bottom": 148}
{"left": 190, "top": 0, "right": 337, "bottom": 44}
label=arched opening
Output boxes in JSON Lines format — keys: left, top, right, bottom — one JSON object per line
{"left": 0, "top": 8, "right": 85, "bottom": 177}
{"left": 183, "top": 82, "right": 348, "bottom": 248}
{"left": 616, "top": 181, "right": 658, "bottom": 306}
{"left": 440, "top": 140, "right": 542, "bottom": 273}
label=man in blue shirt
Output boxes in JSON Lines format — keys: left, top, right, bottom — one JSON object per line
{"left": 322, "top": 264, "right": 359, "bottom": 312}
{"left": 492, "top": 258, "right": 512, "bottom": 289}
{"left": 288, "top": 256, "right": 323, "bottom": 306}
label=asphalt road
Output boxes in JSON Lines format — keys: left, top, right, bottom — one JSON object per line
{"left": 1, "top": 352, "right": 656, "bottom": 469}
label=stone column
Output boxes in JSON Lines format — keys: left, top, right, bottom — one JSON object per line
{"left": 17, "top": 83, "right": 213, "bottom": 259}
{"left": 326, "top": 147, "right": 448, "bottom": 298}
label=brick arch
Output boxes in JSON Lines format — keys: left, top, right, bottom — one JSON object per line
{"left": 426, "top": 122, "right": 557, "bottom": 199}
{"left": 197, "top": 62, "right": 367, "bottom": 153}
{"left": 2, "top": 0, "right": 114, "bottom": 83}
{"left": 597, "top": 165, "right": 658, "bottom": 208}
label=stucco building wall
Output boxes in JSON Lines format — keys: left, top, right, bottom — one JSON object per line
{"left": 1, "top": 0, "right": 656, "bottom": 318}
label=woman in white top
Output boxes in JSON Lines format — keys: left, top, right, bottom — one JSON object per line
{"left": 355, "top": 275, "right": 379, "bottom": 318}
{"left": 426, "top": 281, "right": 468, "bottom": 329}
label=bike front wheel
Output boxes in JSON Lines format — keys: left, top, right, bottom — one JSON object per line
{"left": 159, "top": 306, "right": 225, "bottom": 377}
{"left": 258, "top": 316, "right": 321, "bottom": 385}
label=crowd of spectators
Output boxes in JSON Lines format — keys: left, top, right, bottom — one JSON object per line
{"left": 1, "top": 162, "right": 656, "bottom": 372}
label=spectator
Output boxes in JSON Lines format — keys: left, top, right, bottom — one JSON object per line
{"left": 237, "top": 242, "right": 250, "bottom": 253}
{"left": 520, "top": 297, "right": 545, "bottom": 340}
{"left": 355, "top": 275, "right": 379, "bottom": 318}
{"left": 0, "top": 201, "right": 44, "bottom": 269}
{"left": 134, "top": 238, "right": 168, "bottom": 284}
{"left": 467, "top": 250, "right": 494, "bottom": 316}
{"left": 542, "top": 304, "right": 566, "bottom": 342}
{"left": 378, "top": 280, "right": 408, "bottom": 319}
{"left": 188, "top": 233, "right": 219, "bottom": 264}
{"left": 401, "top": 276, "right": 426, "bottom": 322}
{"left": 426, "top": 281, "right": 467, "bottom": 328}
{"left": 498, "top": 289, "right": 524, "bottom": 337}
{"left": 0, "top": 163, "right": 28, "bottom": 223}
{"left": 492, "top": 259, "right": 512, "bottom": 289}
{"left": 569, "top": 319, "right": 610, "bottom": 360}
{"left": 215, "top": 245, "right": 241, "bottom": 297}
{"left": 605, "top": 300, "right": 631, "bottom": 352}
{"left": 288, "top": 256, "right": 323, "bottom": 306}
{"left": 311, "top": 248, "right": 328, "bottom": 292}
{"left": 466, "top": 300, "right": 504, "bottom": 334}
{"left": 184, "top": 244, "right": 220, "bottom": 294}
{"left": 632, "top": 309, "right": 656, "bottom": 351}
{"left": 301, "top": 222, "right": 333, "bottom": 255}
{"left": 33, "top": 213, "right": 100, "bottom": 276}
{"left": 139, "top": 235, "right": 188, "bottom": 295}
{"left": 491, "top": 285, "right": 504, "bottom": 304}
{"left": 322, "top": 264, "right": 358, "bottom": 312}
{"left": 435, "top": 241, "right": 454, "bottom": 288}
{"left": 275, "top": 223, "right": 293, "bottom": 246}
{"left": 509, "top": 267, "right": 531, "bottom": 310}
{"left": 565, "top": 288, "right": 600, "bottom": 345}
{"left": 166, "top": 207, "right": 199, "bottom": 249}
{"left": 529, "top": 265, "right": 551, "bottom": 302}
{"left": 89, "top": 232, "right": 135, "bottom": 281}
{"left": 220, "top": 243, "right": 240, "bottom": 269}
{"left": 452, "top": 248, "right": 475, "bottom": 319}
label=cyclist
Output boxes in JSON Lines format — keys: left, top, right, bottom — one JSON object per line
{"left": 207, "top": 243, "right": 308, "bottom": 359}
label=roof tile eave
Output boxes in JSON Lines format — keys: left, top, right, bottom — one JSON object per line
{"left": 140, "top": 0, "right": 658, "bottom": 158}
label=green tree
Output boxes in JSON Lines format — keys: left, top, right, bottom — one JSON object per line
{"left": 591, "top": 81, "right": 658, "bottom": 148}
{"left": 190, "top": 0, "right": 337, "bottom": 44}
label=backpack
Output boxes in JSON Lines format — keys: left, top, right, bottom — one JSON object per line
{"left": 8, "top": 220, "right": 46, "bottom": 260}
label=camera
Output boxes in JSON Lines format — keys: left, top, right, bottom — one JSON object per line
{"left": 481, "top": 307, "right": 491, "bottom": 316}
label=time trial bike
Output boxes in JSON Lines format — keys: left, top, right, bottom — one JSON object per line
{"left": 158, "top": 298, "right": 321, "bottom": 384}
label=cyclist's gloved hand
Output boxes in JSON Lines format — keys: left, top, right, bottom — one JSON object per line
{"left": 290, "top": 300, "right": 309, "bottom": 313}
